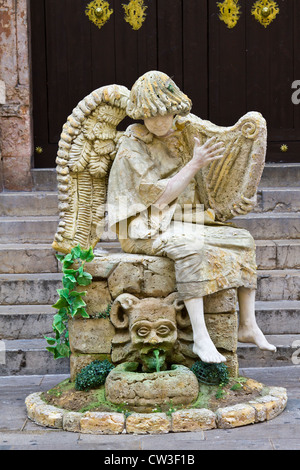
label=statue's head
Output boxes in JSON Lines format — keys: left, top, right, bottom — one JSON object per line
{"left": 110, "top": 292, "right": 195, "bottom": 372}
{"left": 126, "top": 71, "right": 192, "bottom": 121}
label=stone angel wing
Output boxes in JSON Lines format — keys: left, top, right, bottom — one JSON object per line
{"left": 184, "top": 111, "right": 267, "bottom": 222}
{"left": 52, "top": 85, "right": 130, "bottom": 254}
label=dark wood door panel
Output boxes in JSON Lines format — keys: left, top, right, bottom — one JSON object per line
{"left": 31, "top": 0, "right": 300, "bottom": 167}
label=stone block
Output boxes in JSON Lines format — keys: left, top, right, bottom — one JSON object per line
{"left": 70, "top": 353, "right": 112, "bottom": 381}
{"left": 204, "top": 288, "right": 237, "bottom": 314}
{"left": 171, "top": 409, "right": 217, "bottom": 432}
{"left": 68, "top": 317, "right": 115, "bottom": 354}
{"left": 25, "top": 392, "right": 46, "bottom": 421}
{"left": 205, "top": 312, "right": 238, "bottom": 352}
{"left": 76, "top": 280, "right": 111, "bottom": 317}
{"left": 108, "top": 261, "right": 144, "bottom": 298}
{"left": 2, "top": 155, "right": 32, "bottom": 191}
{"left": 63, "top": 412, "right": 82, "bottom": 433}
{"left": 249, "top": 389, "right": 287, "bottom": 422}
{"left": 221, "top": 352, "right": 239, "bottom": 378}
{"left": 80, "top": 412, "right": 125, "bottom": 435}
{"left": 126, "top": 413, "right": 171, "bottom": 434}
{"left": 105, "top": 364, "right": 199, "bottom": 410}
{"left": 257, "top": 270, "right": 300, "bottom": 301}
{"left": 0, "top": 244, "right": 58, "bottom": 274}
{"left": 216, "top": 404, "right": 256, "bottom": 429}
{"left": 276, "top": 240, "right": 300, "bottom": 269}
{"left": 33, "top": 404, "right": 65, "bottom": 429}
{"left": 255, "top": 240, "right": 277, "bottom": 269}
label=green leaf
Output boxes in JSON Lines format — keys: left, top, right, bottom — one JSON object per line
{"left": 63, "top": 268, "right": 78, "bottom": 275}
{"left": 70, "top": 296, "right": 87, "bottom": 317}
{"left": 56, "top": 343, "right": 71, "bottom": 358}
{"left": 52, "top": 297, "right": 69, "bottom": 310}
{"left": 46, "top": 346, "right": 57, "bottom": 356}
{"left": 53, "top": 314, "right": 66, "bottom": 334}
{"left": 80, "top": 246, "right": 94, "bottom": 262}
{"left": 62, "top": 274, "right": 77, "bottom": 290}
{"left": 45, "top": 336, "right": 56, "bottom": 345}
{"left": 62, "top": 253, "right": 74, "bottom": 268}
{"left": 69, "top": 290, "right": 87, "bottom": 298}
{"left": 76, "top": 307, "right": 90, "bottom": 318}
{"left": 56, "top": 254, "right": 65, "bottom": 263}
{"left": 71, "top": 245, "right": 82, "bottom": 260}
{"left": 77, "top": 272, "right": 92, "bottom": 286}
{"left": 57, "top": 288, "right": 71, "bottom": 300}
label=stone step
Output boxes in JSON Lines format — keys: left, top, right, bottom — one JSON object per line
{"left": 0, "top": 212, "right": 299, "bottom": 245}
{"left": 255, "top": 188, "right": 300, "bottom": 213}
{"left": 0, "top": 305, "right": 54, "bottom": 339}
{"left": 1, "top": 300, "right": 299, "bottom": 341}
{"left": 0, "top": 339, "right": 69, "bottom": 376}
{"left": 31, "top": 164, "right": 300, "bottom": 191}
{"left": 0, "top": 239, "right": 298, "bottom": 274}
{"left": 247, "top": 300, "right": 300, "bottom": 335}
{"left": 0, "top": 269, "right": 299, "bottom": 307}
{"left": 0, "top": 192, "right": 58, "bottom": 217}
{"left": 234, "top": 212, "right": 300, "bottom": 240}
{"left": 259, "top": 163, "right": 300, "bottom": 188}
{"left": 1, "top": 187, "right": 298, "bottom": 218}
{"left": 0, "top": 244, "right": 59, "bottom": 274}
{"left": 256, "top": 269, "right": 300, "bottom": 302}
{"left": 32, "top": 169, "right": 57, "bottom": 191}
{"left": 0, "top": 335, "right": 299, "bottom": 376}
{"left": 237, "top": 334, "right": 300, "bottom": 368}
{"left": 0, "top": 216, "right": 58, "bottom": 243}
{"left": 255, "top": 240, "right": 300, "bottom": 270}
{"left": 0, "top": 242, "right": 122, "bottom": 274}
{"left": 0, "top": 273, "right": 63, "bottom": 305}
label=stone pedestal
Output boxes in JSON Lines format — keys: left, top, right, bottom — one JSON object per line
{"left": 69, "top": 251, "right": 239, "bottom": 380}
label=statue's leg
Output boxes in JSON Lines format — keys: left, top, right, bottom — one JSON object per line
{"left": 184, "top": 297, "right": 227, "bottom": 363}
{"left": 237, "top": 287, "right": 276, "bottom": 352}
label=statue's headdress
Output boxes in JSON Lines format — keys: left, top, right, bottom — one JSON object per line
{"left": 126, "top": 71, "right": 192, "bottom": 120}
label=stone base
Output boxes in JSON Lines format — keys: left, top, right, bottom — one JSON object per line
{"left": 25, "top": 381, "right": 287, "bottom": 434}
{"left": 68, "top": 251, "right": 240, "bottom": 379}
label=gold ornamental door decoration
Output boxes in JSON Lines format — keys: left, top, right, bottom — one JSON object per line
{"left": 251, "top": 0, "right": 280, "bottom": 28}
{"left": 217, "top": 0, "right": 242, "bottom": 29}
{"left": 85, "top": 0, "right": 113, "bottom": 29}
{"left": 123, "top": 0, "right": 147, "bottom": 30}
{"left": 85, "top": 0, "right": 147, "bottom": 30}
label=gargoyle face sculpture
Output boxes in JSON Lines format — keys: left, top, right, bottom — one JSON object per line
{"left": 110, "top": 293, "right": 194, "bottom": 372}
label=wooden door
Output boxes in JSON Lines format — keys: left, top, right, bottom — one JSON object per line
{"left": 30, "top": 0, "right": 300, "bottom": 167}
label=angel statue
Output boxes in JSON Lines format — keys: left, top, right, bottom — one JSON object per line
{"left": 52, "top": 70, "right": 276, "bottom": 364}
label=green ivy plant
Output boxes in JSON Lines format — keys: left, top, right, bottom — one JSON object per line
{"left": 45, "top": 244, "right": 94, "bottom": 360}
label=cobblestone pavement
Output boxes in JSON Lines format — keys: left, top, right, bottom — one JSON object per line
{"left": 0, "top": 366, "right": 299, "bottom": 451}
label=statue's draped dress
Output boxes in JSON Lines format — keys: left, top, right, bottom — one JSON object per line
{"left": 108, "top": 118, "right": 257, "bottom": 301}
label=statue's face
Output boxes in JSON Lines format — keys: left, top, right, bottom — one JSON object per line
{"left": 144, "top": 114, "right": 174, "bottom": 137}
{"left": 130, "top": 318, "right": 177, "bottom": 372}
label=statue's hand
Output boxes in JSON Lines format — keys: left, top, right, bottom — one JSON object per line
{"left": 231, "top": 195, "right": 257, "bottom": 216}
{"left": 192, "top": 137, "right": 225, "bottom": 169}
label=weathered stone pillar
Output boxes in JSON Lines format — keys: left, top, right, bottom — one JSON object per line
{"left": 0, "top": 0, "right": 33, "bottom": 191}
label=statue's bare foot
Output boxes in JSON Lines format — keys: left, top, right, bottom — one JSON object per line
{"left": 193, "top": 337, "right": 227, "bottom": 364}
{"left": 238, "top": 324, "right": 277, "bottom": 352}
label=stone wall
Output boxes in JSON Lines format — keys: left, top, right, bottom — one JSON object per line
{"left": 69, "top": 252, "right": 239, "bottom": 380}
{"left": 0, "top": 0, "right": 33, "bottom": 191}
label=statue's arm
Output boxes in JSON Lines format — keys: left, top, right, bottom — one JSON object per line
{"left": 154, "top": 137, "right": 225, "bottom": 209}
